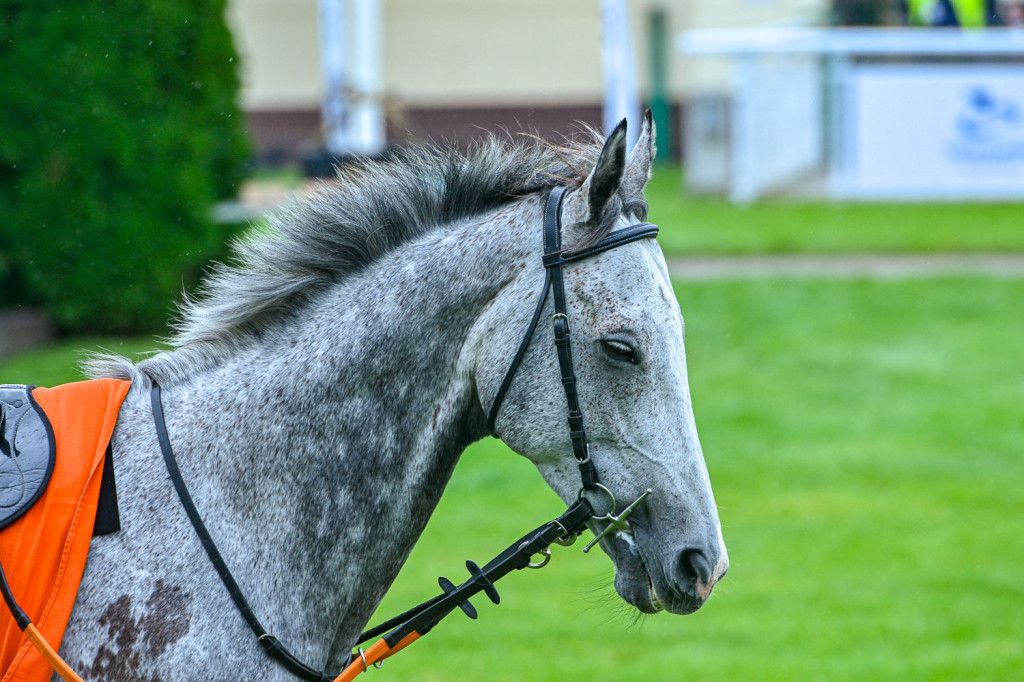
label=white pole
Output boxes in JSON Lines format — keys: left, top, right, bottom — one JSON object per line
{"left": 351, "top": 0, "right": 384, "bottom": 155}
{"left": 601, "top": 0, "right": 641, "bottom": 147}
{"left": 319, "top": 0, "right": 348, "bottom": 156}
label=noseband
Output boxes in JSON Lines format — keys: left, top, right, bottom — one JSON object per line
{"left": 488, "top": 185, "right": 659, "bottom": 544}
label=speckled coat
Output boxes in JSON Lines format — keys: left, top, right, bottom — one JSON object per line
{"left": 58, "top": 115, "right": 727, "bottom": 681}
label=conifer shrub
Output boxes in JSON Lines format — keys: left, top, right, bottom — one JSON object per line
{"left": 0, "top": 1, "right": 249, "bottom": 333}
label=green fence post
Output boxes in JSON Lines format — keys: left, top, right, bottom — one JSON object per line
{"left": 648, "top": 8, "right": 673, "bottom": 163}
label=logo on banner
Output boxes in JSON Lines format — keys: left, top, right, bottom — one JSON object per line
{"left": 948, "top": 87, "right": 1024, "bottom": 162}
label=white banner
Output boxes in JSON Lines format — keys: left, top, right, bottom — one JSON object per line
{"left": 846, "top": 64, "right": 1024, "bottom": 198}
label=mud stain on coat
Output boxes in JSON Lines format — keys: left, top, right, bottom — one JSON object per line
{"left": 79, "top": 581, "right": 192, "bottom": 682}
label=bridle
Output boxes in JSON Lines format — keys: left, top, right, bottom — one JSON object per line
{"left": 9, "top": 184, "right": 663, "bottom": 682}
{"left": 487, "top": 184, "right": 659, "bottom": 551}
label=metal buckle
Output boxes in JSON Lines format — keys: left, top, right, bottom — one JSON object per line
{"left": 526, "top": 547, "right": 552, "bottom": 569}
{"left": 357, "top": 647, "right": 384, "bottom": 671}
{"left": 551, "top": 519, "right": 578, "bottom": 546}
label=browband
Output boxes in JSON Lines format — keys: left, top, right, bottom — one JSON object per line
{"left": 541, "top": 222, "right": 660, "bottom": 268}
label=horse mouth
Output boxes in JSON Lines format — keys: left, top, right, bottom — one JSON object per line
{"left": 644, "top": 568, "right": 707, "bottom": 615}
{"left": 610, "top": 532, "right": 710, "bottom": 616}
{"left": 648, "top": 577, "right": 665, "bottom": 612}
{"left": 610, "top": 532, "right": 700, "bottom": 614}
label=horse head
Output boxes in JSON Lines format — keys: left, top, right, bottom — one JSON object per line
{"left": 483, "top": 114, "right": 728, "bottom": 615}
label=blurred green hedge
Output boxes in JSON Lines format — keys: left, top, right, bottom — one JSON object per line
{"left": 0, "top": 1, "right": 249, "bottom": 333}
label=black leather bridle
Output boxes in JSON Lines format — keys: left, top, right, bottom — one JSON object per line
{"left": 487, "top": 185, "right": 659, "bottom": 530}
{"left": 148, "top": 184, "right": 662, "bottom": 681}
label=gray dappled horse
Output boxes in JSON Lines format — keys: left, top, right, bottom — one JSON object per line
{"left": 60, "top": 116, "right": 728, "bottom": 680}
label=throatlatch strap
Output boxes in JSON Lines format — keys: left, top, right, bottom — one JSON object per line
{"left": 486, "top": 268, "right": 553, "bottom": 433}
{"left": 151, "top": 384, "right": 333, "bottom": 682}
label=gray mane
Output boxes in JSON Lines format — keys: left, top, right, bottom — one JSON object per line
{"left": 86, "top": 132, "right": 625, "bottom": 386}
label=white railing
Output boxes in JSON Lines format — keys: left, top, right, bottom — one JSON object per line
{"left": 678, "top": 28, "right": 1024, "bottom": 201}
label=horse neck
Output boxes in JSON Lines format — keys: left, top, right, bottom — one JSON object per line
{"left": 149, "top": 197, "right": 539, "bottom": 667}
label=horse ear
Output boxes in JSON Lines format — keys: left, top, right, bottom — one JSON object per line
{"left": 561, "top": 119, "right": 628, "bottom": 244}
{"left": 622, "top": 109, "right": 656, "bottom": 197}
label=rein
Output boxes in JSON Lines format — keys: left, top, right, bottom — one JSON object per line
{"left": 4, "top": 184, "right": 661, "bottom": 682}
{"left": 151, "top": 383, "right": 592, "bottom": 682}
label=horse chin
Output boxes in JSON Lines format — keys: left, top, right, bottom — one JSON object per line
{"left": 604, "top": 534, "right": 661, "bottom": 615}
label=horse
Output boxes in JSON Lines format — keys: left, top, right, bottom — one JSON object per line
{"left": 56, "top": 113, "right": 728, "bottom": 680}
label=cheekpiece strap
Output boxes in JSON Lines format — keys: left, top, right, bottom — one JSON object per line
{"left": 543, "top": 187, "right": 597, "bottom": 490}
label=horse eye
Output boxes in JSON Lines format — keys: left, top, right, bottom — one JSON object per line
{"left": 600, "top": 339, "right": 638, "bottom": 364}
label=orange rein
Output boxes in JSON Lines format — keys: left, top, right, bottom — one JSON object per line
{"left": 333, "top": 632, "right": 421, "bottom": 682}
{"left": 18, "top": 625, "right": 419, "bottom": 682}
{"left": 22, "top": 625, "right": 83, "bottom": 682}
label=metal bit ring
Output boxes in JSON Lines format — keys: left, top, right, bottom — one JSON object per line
{"left": 577, "top": 482, "right": 617, "bottom": 518}
{"left": 526, "top": 547, "right": 551, "bottom": 569}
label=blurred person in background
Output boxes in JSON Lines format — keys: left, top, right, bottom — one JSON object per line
{"left": 829, "top": 0, "right": 1005, "bottom": 25}
{"left": 904, "top": 0, "right": 1000, "bottom": 26}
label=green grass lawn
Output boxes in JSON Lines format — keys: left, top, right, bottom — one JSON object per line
{"left": 369, "top": 277, "right": 1024, "bottom": 681}
{"left": 646, "top": 167, "right": 1024, "bottom": 255}
{"left": 6, "top": 277, "right": 1019, "bottom": 680}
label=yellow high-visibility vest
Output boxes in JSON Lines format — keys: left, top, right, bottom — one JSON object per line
{"left": 908, "top": 0, "right": 987, "bottom": 26}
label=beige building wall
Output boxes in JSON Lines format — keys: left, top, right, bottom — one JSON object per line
{"left": 228, "top": 0, "right": 322, "bottom": 109}
{"left": 227, "top": 0, "right": 828, "bottom": 111}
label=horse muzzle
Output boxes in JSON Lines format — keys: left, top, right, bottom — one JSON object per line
{"left": 606, "top": 523, "right": 728, "bottom": 615}
{"left": 652, "top": 543, "right": 729, "bottom": 614}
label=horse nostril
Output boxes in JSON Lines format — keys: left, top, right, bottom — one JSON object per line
{"left": 677, "top": 548, "right": 713, "bottom": 588}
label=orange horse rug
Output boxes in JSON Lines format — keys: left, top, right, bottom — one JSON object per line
{"left": 0, "top": 379, "right": 130, "bottom": 682}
